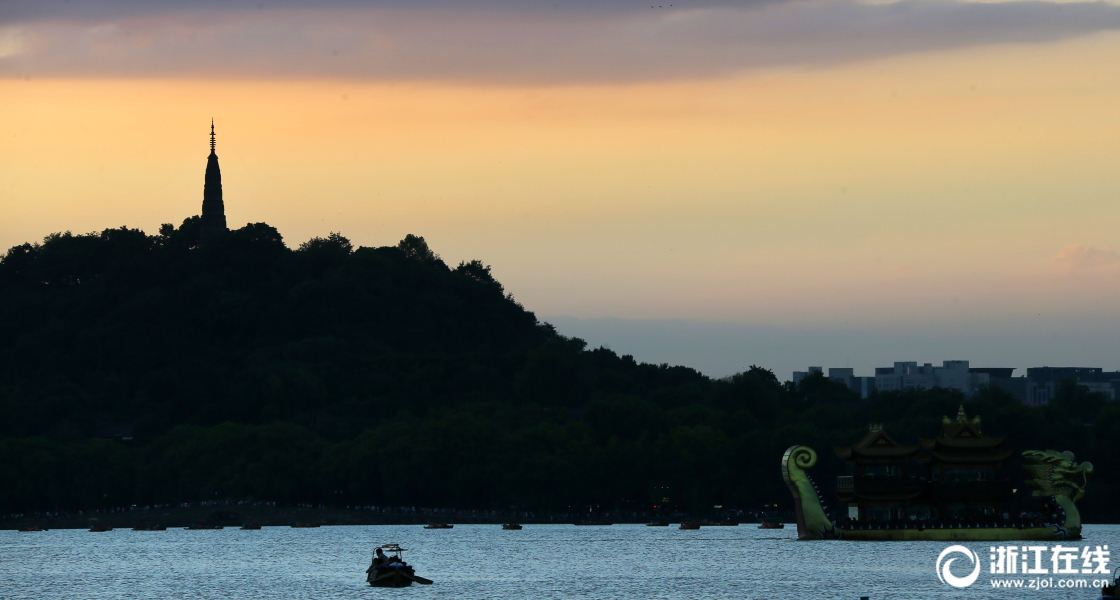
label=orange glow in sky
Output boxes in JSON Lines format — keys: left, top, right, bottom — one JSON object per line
{"left": 3, "top": 5, "right": 1120, "bottom": 374}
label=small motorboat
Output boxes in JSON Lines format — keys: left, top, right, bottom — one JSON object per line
{"left": 646, "top": 521, "right": 669, "bottom": 527}
{"left": 758, "top": 521, "right": 785, "bottom": 529}
{"left": 502, "top": 523, "right": 523, "bottom": 530}
{"left": 424, "top": 523, "right": 453, "bottom": 529}
{"left": 366, "top": 543, "right": 433, "bottom": 588}
{"left": 240, "top": 524, "right": 262, "bottom": 530}
{"left": 88, "top": 526, "right": 113, "bottom": 532}
{"left": 18, "top": 526, "right": 46, "bottom": 532}
{"left": 185, "top": 524, "right": 224, "bottom": 530}
{"left": 679, "top": 522, "right": 701, "bottom": 530}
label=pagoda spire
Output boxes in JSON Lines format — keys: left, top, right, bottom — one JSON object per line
{"left": 199, "top": 120, "right": 227, "bottom": 245}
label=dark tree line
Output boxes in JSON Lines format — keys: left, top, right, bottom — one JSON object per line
{"left": 1, "top": 221, "right": 1117, "bottom": 519}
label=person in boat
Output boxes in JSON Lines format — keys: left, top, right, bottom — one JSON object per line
{"left": 367, "top": 547, "right": 387, "bottom": 574}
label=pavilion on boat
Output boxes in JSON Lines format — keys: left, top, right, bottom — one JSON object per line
{"left": 834, "top": 406, "right": 1015, "bottom": 523}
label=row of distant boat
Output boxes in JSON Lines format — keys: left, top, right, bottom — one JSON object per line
{"left": 426, "top": 521, "right": 785, "bottom": 530}
{"left": 17, "top": 524, "right": 316, "bottom": 532}
{"left": 17, "top": 521, "right": 785, "bottom": 532}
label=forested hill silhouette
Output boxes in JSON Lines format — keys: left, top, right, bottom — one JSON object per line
{"left": 1, "top": 220, "right": 1118, "bottom": 522}
{"left": 0, "top": 219, "right": 559, "bottom": 436}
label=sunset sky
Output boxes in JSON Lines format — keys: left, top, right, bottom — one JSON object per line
{"left": 2, "top": 0, "right": 1119, "bottom": 377}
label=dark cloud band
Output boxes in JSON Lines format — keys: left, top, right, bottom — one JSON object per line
{"left": 2, "top": 0, "right": 1119, "bottom": 83}
{"left": 1, "top": 0, "right": 775, "bottom": 23}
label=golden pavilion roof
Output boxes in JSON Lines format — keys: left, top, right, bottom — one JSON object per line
{"left": 916, "top": 406, "right": 1011, "bottom": 463}
{"left": 834, "top": 424, "right": 920, "bottom": 459}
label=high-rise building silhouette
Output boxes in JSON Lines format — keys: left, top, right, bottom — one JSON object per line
{"left": 200, "top": 120, "right": 227, "bottom": 245}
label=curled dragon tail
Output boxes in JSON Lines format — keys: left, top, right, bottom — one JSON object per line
{"left": 781, "top": 446, "right": 837, "bottom": 539}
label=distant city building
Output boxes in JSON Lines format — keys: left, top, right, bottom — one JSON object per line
{"left": 1023, "top": 367, "right": 1119, "bottom": 404}
{"left": 791, "top": 366, "right": 823, "bottom": 386}
{"left": 791, "top": 366, "right": 875, "bottom": 398}
{"left": 792, "top": 361, "right": 1119, "bottom": 403}
{"left": 1078, "top": 382, "right": 1117, "bottom": 401}
{"left": 1026, "top": 367, "right": 1104, "bottom": 383}
{"left": 974, "top": 367, "right": 1118, "bottom": 405}
{"left": 966, "top": 368, "right": 1015, "bottom": 380}
{"left": 872, "top": 361, "right": 990, "bottom": 397}
{"left": 828, "top": 368, "right": 876, "bottom": 399}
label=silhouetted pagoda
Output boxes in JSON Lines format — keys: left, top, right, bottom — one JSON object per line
{"left": 200, "top": 120, "right": 227, "bottom": 245}
{"left": 834, "top": 406, "right": 1014, "bottom": 523}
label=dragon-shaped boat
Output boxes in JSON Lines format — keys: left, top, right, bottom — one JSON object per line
{"left": 781, "top": 407, "right": 1092, "bottom": 541}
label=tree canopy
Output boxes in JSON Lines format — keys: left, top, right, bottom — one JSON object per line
{"left": 1, "top": 221, "right": 1117, "bottom": 521}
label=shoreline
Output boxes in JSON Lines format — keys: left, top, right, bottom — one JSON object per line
{"left": 7, "top": 505, "right": 1116, "bottom": 531}
{"left": 0, "top": 505, "right": 756, "bottom": 530}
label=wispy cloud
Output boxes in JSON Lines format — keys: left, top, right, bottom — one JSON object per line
{"left": 1053, "top": 244, "right": 1120, "bottom": 272}
{"left": 2, "top": 0, "right": 1120, "bottom": 82}
{"left": 0, "top": 27, "right": 25, "bottom": 59}
{"left": 0, "top": 1, "right": 776, "bottom": 24}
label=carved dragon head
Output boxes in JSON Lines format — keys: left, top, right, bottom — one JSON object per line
{"left": 1022, "top": 450, "right": 1093, "bottom": 502}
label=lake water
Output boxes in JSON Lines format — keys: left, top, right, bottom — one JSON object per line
{"left": 2, "top": 524, "right": 1117, "bottom": 599}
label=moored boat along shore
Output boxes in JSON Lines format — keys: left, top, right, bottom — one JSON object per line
{"left": 1, "top": 503, "right": 770, "bottom": 530}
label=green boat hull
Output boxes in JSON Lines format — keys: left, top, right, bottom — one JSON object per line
{"left": 830, "top": 525, "right": 1075, "bottom": 542}
{"left": 781, "top": 445, "right": 1089, "bottom": 542}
